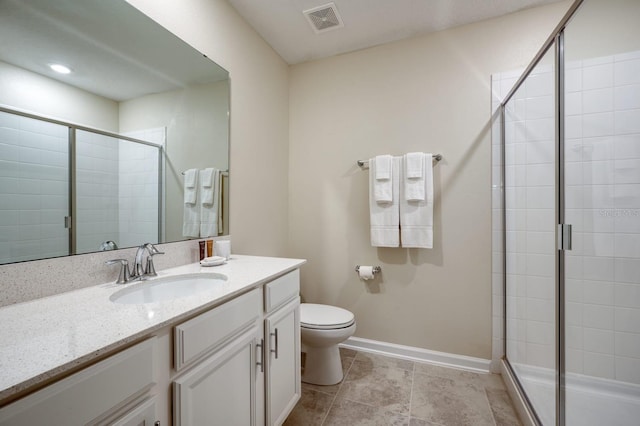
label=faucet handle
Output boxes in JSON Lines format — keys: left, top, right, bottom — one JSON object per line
{"left": 105, "top": 259, "right": 131, "bottom": 284}
{"left": 144, "top": 247, "right": 164, "bottom": 277}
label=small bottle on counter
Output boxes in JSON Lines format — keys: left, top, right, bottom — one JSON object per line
{"left": 199, "top": 240, "right": 206, "bottom": 261}
{"left": 206, "top": 239, "right": 214, "bottom": 257}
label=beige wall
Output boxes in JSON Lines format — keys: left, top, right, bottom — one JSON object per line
{"left": 288, "top": 1, "right": 572, "bottom": 359}
{"left": 127, "top": 0, "right": 290, "bottom": 256}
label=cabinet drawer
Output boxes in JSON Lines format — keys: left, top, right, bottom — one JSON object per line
{"left": 175, "top": 288, "right": 262, "bottom": 371}
{"left": 0, "top": 338, "right": 156, "bottom": 426}
{"left": 264, "top": 270, "right": 300, "bottom": 314}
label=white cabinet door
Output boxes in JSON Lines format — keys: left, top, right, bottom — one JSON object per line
{"left": 111, "top": 397, "right": 157, "bottom": 426}
{"left": 265, "top": 298, "right": 300, "bottom": 426}
{"left": 173, "top": 326, "right": 261, "bottom": 426}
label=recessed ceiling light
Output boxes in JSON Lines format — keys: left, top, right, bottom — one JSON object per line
{"left": 50, "top": 63, "right": 72, "bottom": 74}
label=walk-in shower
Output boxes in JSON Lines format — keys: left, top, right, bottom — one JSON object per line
{"left": 0, "top": 107, "right": 163, "bottom": 265}
{"left": 493, "top": 0, "right": 640, "bottom": 424}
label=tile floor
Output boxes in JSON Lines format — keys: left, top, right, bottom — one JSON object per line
{"left": 284, "top": 348, "right": 522, "bottom": 426}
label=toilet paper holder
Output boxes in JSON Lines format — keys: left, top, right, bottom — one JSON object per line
{"left": 355, "top": 265, "right": 381, "bottom": 274}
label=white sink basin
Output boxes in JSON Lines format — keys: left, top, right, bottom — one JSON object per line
{"left": 110, "top": 273, "right": 227, "bottom": 304}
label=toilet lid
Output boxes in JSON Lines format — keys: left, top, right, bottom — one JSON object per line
{"left": 300, "top": 303, "right": 355, "bottom": 330}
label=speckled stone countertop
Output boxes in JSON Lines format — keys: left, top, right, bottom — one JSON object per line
{"left": 0, "top": 255, "right": 305, "bottom": 404}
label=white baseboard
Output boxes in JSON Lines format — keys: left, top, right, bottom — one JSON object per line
{"left": 340, "top": 336, "right": 491, "bottom": 374}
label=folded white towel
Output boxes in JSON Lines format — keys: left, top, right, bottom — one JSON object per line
{"left": 375, "top": 155, "right": 392, "bottom": 180}
{"left": 400, "top": 153, "right": 434, "bottom": 248}
{"left": 405, "top": 152, "right": 424, "bottom": 178}
{"left": 403, "top": 153, "right": 426, "bottom": 201}
{"left": 200, "top": 167, "right": 216, "bottom": 205}
{"left": 373, "top": 155, "right": 393, "bottom": 203}
{"left": 183, "top": 168, "right": 198, "bottom": 204}
{"left": 200, "top": 169, "right": 220, "bottom": 237}
{"left": 370, "top": 156, "right": 400, "bottom": 247}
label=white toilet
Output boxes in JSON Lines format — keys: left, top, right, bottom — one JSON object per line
{"left": 300, "top": 303, "right": 356, "bottom": 385}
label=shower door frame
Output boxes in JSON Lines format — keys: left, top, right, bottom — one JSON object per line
{"left": 499, "top": 1, "right": 583, "bottom": 425}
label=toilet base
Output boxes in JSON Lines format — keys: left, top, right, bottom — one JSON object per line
{"left": 301, "top": 344, "right": 343, "bottom": 385}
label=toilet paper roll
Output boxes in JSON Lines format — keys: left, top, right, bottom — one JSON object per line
{"left": 358, "top": 266, "right": 374, "bottom": 280}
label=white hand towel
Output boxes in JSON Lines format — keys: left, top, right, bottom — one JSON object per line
{"left": 400, "top": 153, "right": 434, "bottom": 248}
{"left": 370, "top": 156, "right": 400, "bottom": 247}
{"left": 403, "top": 152, "right": 425, "bottom": 201}
{"left": 373, "top": 155, "right": 393, "bottom": 203}
{"left": 200, "top": 169, "right": 220, "bottom": 237}
{"left": 200, "top": 167, "right": 216, "bottom": 205}
{"left": 183, "top": 168, "right": 198, "bottom": 204}
{"left": 405, "top": 152, "right": 424, "bottom": 178}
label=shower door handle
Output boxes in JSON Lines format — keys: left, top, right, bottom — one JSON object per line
{"left": 558, "top": 224, "right": 572, "bottom": 251}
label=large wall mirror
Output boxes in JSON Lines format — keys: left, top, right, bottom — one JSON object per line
{"left": 0, "top": 0, "right": 230, "bottom": 265}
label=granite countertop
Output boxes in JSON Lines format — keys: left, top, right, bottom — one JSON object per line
{"left": 0, "top": 255, "right": 306, "bottom": 404}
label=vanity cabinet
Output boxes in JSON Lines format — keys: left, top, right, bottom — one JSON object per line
{"left": 172, "top": 269, "right": 301, "bottom": 426}
{"left": 0, "top": 338, "right": 158, "bottom": 426}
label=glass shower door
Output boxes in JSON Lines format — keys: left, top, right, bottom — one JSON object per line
{"left": 563, "top": 0, "right": 640, "bottom": 424}
{"left": 504, "top": 44, "right": 557, "bottom": 425}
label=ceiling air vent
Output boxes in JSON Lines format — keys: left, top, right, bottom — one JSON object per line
{"left": 303, "top": 3, "right": 344, "bottom": 34}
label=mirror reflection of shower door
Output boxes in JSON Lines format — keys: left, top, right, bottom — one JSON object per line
{"left": 75, "top": 129, "right": 160, "bottom": 255}
{"left": 0, "top": 111, "right": 70, "bottom": 264}
{"left": 504, "top": 44, "right": 558, "bottom": 426}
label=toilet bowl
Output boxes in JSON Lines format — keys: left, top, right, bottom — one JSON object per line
{"left": 300, "top": 303, "right": 356, "bottom": 386}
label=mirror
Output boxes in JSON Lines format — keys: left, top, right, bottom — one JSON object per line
{"left": 0, "top": 0, "right": 230, "bottom": 264}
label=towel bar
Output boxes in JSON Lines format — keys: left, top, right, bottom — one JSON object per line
{"left": 181, "top": 169, "right": 229, "bottom": 176}
{"left": 355, "top": 265, "right": 381, "bottom": 274}
{"left": 357, "top": 154, "right": 442, "bottom": 169}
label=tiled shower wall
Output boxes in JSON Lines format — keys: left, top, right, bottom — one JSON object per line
{"left": 0, "top": 111, "right": 69, "bottom": 264}
{"left": 492, "top": 49, "right": 640, "bottom": 385}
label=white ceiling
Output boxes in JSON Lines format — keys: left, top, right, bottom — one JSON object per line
{"left": 227, "top": 0, "right": 565, "bottom": 64}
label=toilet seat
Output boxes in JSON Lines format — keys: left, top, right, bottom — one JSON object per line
{"left": 300, "top": 303, "right": 355, "bottom": 330}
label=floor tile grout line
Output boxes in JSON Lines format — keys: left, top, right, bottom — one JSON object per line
{"left": 408, "top": 361, "right": 415, "bottom": 424}
{"left": 320, "top": 354, "right": 355, "bottom": 426}
{"left": 482, "top": 387, "right": 499, "bottom": 426}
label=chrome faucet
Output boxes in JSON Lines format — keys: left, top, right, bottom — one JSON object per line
{"left": 133, "top": 243, "right": 165, "bottom": 279}
{"left": 106, "top": 243, "right": 164, "bottom": 284}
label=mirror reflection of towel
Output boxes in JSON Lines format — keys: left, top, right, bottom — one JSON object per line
{"left": 183, "top": 168, "right": 198, "bottom": 204}
{"left": 182, "top": 168, "right": 200, "bottom": 237}
{"left": 200, "top": 168, "right": 220, "bottom": 237}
